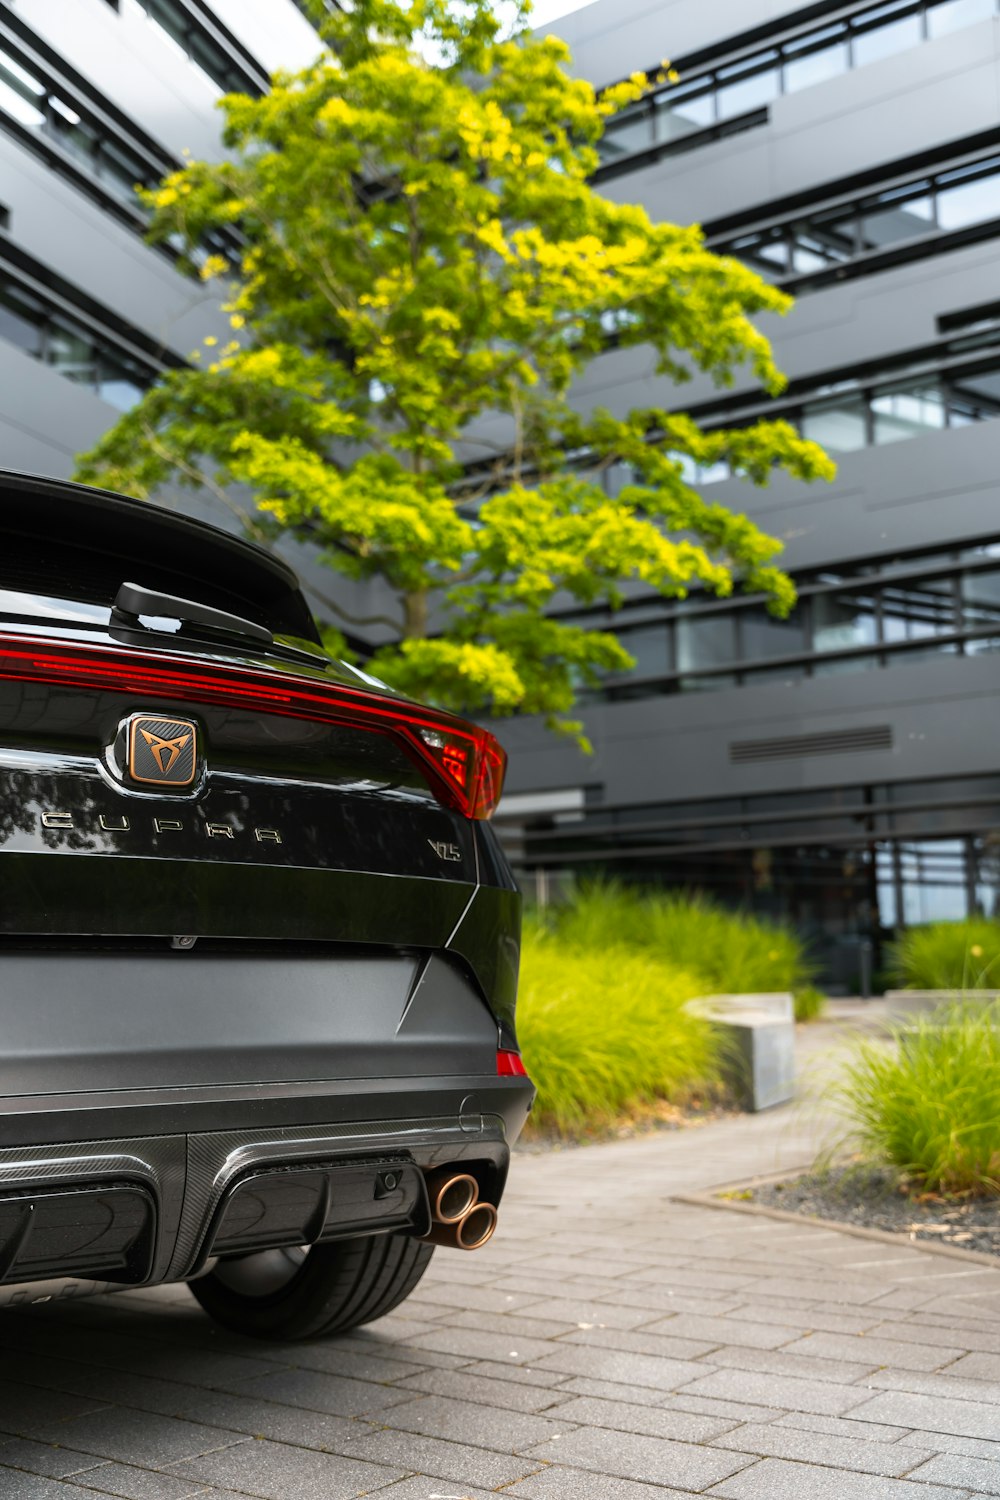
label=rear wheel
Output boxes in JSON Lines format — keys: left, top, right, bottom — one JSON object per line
{"left": 187, "top": 1233, "right": 433, "bottom": 1340}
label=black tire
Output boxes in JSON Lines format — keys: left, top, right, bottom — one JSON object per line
{"left": 187, "top": 1233, "right": 434, "bottom": 1340}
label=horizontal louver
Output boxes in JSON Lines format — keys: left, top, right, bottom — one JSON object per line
{"left": 730, "top": 725, "right": 893, "bottom": 764}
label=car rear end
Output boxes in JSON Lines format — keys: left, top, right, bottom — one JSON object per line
{"left": 0, "top": 469, "right": 532, "bottom": 1325}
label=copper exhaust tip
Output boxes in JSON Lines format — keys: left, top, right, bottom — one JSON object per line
{"left": 456, "top": 1202, "right": 497, "bottom": 1251}
{"left": 418, "top": 1200, "right": 499, "bottom": 1250}
{"left": 424, "top": 1170, "right": 479, "bottom": 1224}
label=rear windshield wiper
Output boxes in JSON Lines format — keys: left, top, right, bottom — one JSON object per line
{"left": 111, "top": 580, "right": 273, "bottom": 649}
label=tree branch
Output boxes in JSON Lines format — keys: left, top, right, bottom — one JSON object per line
{"left": 304, "top": 581, "right": 405, "bottom": 635}
{"left": 140, "top": 424, "right": 273, "bottom": 547}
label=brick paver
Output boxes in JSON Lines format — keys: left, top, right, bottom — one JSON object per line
{"left": 2, "top": 1022, "right": 1000, "bottom": 1497}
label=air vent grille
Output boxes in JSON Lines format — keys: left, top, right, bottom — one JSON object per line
{"left": 730, "top": 725, "right": 893, "bottom": 764}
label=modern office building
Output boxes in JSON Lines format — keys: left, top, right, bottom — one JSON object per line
{"left": 3, "top": 0, "right": 1000, "bottom": 986}
{"left": 0, "top": 0, "right": 318, "bottom": 486}
{"left": 497, "top": 0, "right": 1000, "bottom": 986}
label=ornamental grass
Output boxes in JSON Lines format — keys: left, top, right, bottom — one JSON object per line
{"left": 834, "top": 1001, "right": 1000, "bottom": 1196}
{"left": 516, "top": 928, "right": 721, "bottom": 1137}
{"left": 888, "top": 917, "right": 1000, "bottom": 991}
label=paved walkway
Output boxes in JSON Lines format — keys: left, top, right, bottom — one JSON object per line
{"left": 2, "top": 1022, "right": 1000, "bottom": 1498}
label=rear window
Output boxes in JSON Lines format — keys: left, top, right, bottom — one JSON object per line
{"left": 0, "top": 477, "right": 321, "bottom": 645}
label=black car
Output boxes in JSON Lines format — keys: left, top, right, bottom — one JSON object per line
{"left": 0, "top": 469, "right": 532, "bottom": 1339}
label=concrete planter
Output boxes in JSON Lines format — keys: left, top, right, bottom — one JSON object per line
{"left": 687, "top": 992, "right": 795, "bottom": 1112}
{"left": 884, "top": 989, "right": 1000, "bottom": 1022}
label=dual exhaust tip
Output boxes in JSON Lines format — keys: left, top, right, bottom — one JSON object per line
{"left": 419, "top": 1170, "right": 497, "bottom": 1251}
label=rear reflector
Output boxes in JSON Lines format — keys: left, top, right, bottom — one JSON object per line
{"left": 0, "top": 634, "right": 507, "bottom": 820}
{"left": 497, "top": 1049, "right": 528, "bottom": 1077}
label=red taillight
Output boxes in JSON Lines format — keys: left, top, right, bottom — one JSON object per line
{"left": 0, "top": 634, "right": 507, "bottom": 820}
{"left": 497, "top": 1049, "right": 528, "bottom": 1077}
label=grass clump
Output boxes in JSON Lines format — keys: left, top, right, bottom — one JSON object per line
{"left": 888, "top": 918, "right": 1000, "bottom": 991}
{"left": 517, "top": 927, "right": 721, "bottom": 1137}
{"left": 543, "top": 882, "right": 817, "bottom": 1011}
{"left": 517, "top": 881, "right": 820, "bottom": 1138}
{"left": 792, "top": 984, "right": 827, "bottom": 1023}
{"left": 835, "top": 1001, "right": 1000, "bottom": 1196}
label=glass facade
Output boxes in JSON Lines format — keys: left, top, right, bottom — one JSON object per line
{"left": 598, "top": 0, "right": 1000, "bottom": 168}
{"left": 0, "top": 30, "right": 238, "bottom": 265}
{"left": 0, "top": 269, "right": 157, "bottom": 410}
{"left": 515, "top": 776, "right": 1000, "bottom": 989}
{"left": 109, "top": 0, "right": 263, "bottom": 96}
{"left": 459, "top": 323, "right": 1000, "bottom": 506}
{"left": 715, "top": 151, "right": 1000, "bottom": 290}
{"left": 0, "top": 40, "right": 155, "bottom": 206}
{"left": 565, "top": 541, "right": 1000, "bottom": 701}
{"left": 682, "top": 324, "right": 1000, "bottom": 485}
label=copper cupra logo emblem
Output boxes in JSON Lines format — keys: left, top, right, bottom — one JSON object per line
{"left": 128, "top": 715, "right": 198, "bottom": 787}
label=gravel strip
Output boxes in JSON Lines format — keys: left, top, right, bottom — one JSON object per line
{"left": 739, "top": 1166, "right": 1000, "bottom": 1259}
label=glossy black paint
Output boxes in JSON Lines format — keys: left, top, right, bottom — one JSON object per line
{"left": 0, "top": 468, "right": 321, "bottom": 644}
{"left": 0, "top": 472, "right": 530, "bottom": 1296}
{"left": 0, "top": 1181, "right": 156, "bottom": 1285}
{"left": 206, "top": 1159, "right": 428, "bottom": 1260}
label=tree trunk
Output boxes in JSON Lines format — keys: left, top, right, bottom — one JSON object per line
{"left": 403, "top": 591, "right": 428, "bottom": 639}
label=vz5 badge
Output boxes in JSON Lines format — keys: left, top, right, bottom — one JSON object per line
{"left": 428, "top": 840, "right": 462, "bottom": 862}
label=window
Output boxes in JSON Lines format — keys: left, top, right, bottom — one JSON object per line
{"left": 123, "top": 0, "right": 263, "bottom": 96}
{"left": 812, "top": 591, "right": 878, "bottom": 655}
{"left": 927, "top": 0, "right": 995, "bottom": 36}
{"left": 801, "top": 397, "right": 869, "bottom": 451}
{"left": 47, "top": 321, "right": 97, "bottom": 382}
{"left": 681, "top": 301, "right": 1000, "bottom": 466}
{"left": 782, "top": 28, "right": 850, "bottom": 91}
{"left": 602, "top": 104, "right": 653, "bottom": 158}
{"left": 937, "top": 167, "right": 1000, "bottom": 230}
{"left": 0, "top": 40, "right": 155, "bottom": 208}
{"left": 974, "top": 832, "right": 1000, "bottom": 916}
{"left": 714, "top": 150, "right": 1000, "bottom": 295}
{"left": 730, "top": 228, "right": 788, "bottom": 273}
{"left": 677, "top": 611, "right": 737, "bottom": 687}
{"left": 715, "top": 55, "right": 781, "bottom": 119}
{"left": 851, "top": 4, "right": 923, "bottom": 65}
{"left": 881, "top": 577, "right": 956, "bottom": 641}
{"left": 654, "top": 89, "right": 714, "bottom": 141}
{"left": 99, "top": 141, "right": 146, "bottom": 203}
{"left": 872, "top": 382, "right": 948, "bottom": 442}
{"left": 962, "top": 567, "right": 1000, "bottom": 623}
{"left": 0, "top": 282, "right": 44, "bottom": 357}
{"left": 790, "top": 209, "right": 858, "bottom": 271}
{"left": 96, "top": 353, "right": 149, "bottom": 411}
{"left": 898, "top": 839, "right": 969, "bottom": 923}
{"left": 0, "top": 47, "right": 45, "bottom": 128}
{"left": 0, "top": 264, "right": 159, "bottom": 410}
{"left": 950, "top": 366, "right": 1000, "bottom": 416}
{"left": 618, "top": 624, "right": 670, "bottom": 678}
{"left": 0, "top": 38, "right": 158, "bottom": 217}
{"left": 739, "top": 605, "right": 806, "bottom": 660}
{"left": 961, "top": 567, "right": 1000, "bottom": 652}
{"left": 859, "top": 186, "right": 934, "bottom": 249}
{"left": 603, "top": 461, "right": 633, "bottom": 497}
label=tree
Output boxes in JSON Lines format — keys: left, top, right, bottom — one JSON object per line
{"left": 75, "top": 0, "right": 834, "bottom": 743}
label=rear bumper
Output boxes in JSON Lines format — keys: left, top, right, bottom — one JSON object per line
{"left": 0, "top": 1077, "right": 533, "bottom": 1297}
